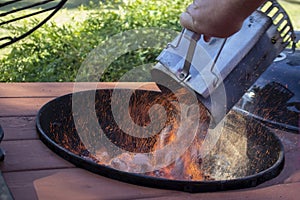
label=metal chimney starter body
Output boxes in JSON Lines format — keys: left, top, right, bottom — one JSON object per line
{"left": 151, "top": 0, "right": 296, "bottom": 127}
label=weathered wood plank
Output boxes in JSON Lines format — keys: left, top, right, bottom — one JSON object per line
{"left": 272, "top": 128, "right": 300, "bottom": 152}
{"left": 0, "top": 117, "right": 38, "bottom": 141}
{"left": 0, "top": 140, "right": 74, "bottom": 172}
{"left": 0, "top": 98, "right": 53, "bottom": 117}
{"left": 0, "top": 82, "right": 159, "bottom": 117}
{"left": 1, "top": 136, "right": 297, "bottom": 198}
{"left": 3, "top": 167, "right": 300, "bottom": 200}
{"left": 3, "top": 168, "right": 174, "bottom": 200}
{"left": 0, "top": 83, "right": 299, "bottom": 200}
{"left": 0, "top": 82, "right": 108, "bottom": 98}
{"left": 0, "top": 82, "right": 159, "bottom": 98}
{"left": 143, "top": 182, "right": 300, "bottom": 200}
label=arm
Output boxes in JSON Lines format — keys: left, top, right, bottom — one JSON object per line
{"left": 180, "top": 0, "right": 266, "bottom": 40}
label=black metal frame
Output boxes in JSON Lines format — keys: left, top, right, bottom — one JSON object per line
{"left": 234, "top": 49, "right": 300, "bottom": 133}
{"left": 0, "top": 0, "right": 68, "bottom": 48}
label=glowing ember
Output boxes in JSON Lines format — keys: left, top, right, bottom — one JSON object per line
{"left": 50, "top": 86, "right": 211, "bottom": 181}
{"left": 94, "top": 86, "right": 210, "bottom": 180}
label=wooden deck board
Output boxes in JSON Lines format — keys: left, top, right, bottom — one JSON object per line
{"left": 0, "top": 116, "right": 37, "bottom": 141}
{"left": 0, "top": 140, "right": 74, "bottom": 172}
{"left": 0, "top": 83, "right": 299, "bottom": 199}
{"left": 0, "top": 82, "right": 159, "bottom": 98}
{"left": 0, "top": 98, "right": 53, "bottom": 117}
{"left": 0, "top": 82, "right": 114, "bottom": 98}
{"left": 3, "top": 168, "right": 174, "bottom": 200}
{"left": 3, "top": 168, "right": 300, "bottom": 200}
{"left": 143, "top": 182, "right": 300, "bottom": 200}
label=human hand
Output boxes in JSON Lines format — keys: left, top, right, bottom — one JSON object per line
{"left": 180, "top": 0, "right": 265, "bottom": 41}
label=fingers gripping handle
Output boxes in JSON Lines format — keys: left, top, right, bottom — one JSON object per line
{"left": 179, "top": 29, "right": 201, "bottom": 81}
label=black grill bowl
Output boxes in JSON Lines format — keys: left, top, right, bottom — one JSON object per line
{"left": 36, "top": 89, "right": 284, "bottom": 193}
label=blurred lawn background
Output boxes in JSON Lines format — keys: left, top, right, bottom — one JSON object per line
{"left": 0, "top": 0, "right": 299, "bottom": 82}
{"left": 51, "top": 0, "right": 300, "bottom": 29}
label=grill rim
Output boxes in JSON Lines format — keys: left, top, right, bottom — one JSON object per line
{"left": 36, "top": 89, "right": 285, "bottom": 193}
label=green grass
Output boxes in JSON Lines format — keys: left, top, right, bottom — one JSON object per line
{"left": 0, "top": 0, "right": 299, "bottom": 82}
{"left": 0, "top": 0, "right": 99, "bottom": 54}
{"left": 0, "top": 0, "right": 189, "bottom": 82}
{"left": 0, "top": 0, "right": 99, "bottom": 10}
{"left": 279, "top": 0, "right": 300, "bottom": 30}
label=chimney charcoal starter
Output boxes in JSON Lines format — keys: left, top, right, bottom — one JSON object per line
{"left": 152, "top": 0, "right": 296, "bottom": 127}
